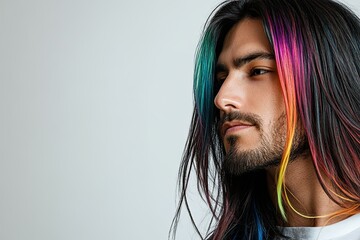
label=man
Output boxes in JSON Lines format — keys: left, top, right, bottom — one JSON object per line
{"left": 171, "top": 0, "right": 360, "bottom": 239}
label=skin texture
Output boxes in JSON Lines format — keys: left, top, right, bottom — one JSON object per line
{"left": 214, "top": 18, "right": 346, "bottom": 227}
{"left": 215, "top": 18, "right": 286, "bottom": 174}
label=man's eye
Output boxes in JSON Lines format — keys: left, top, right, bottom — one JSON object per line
{"left": 216, "top": 74, "right": 227, "bottom": 83}
{"left": 250, "top": 68, "right": 269, "bottom": 76}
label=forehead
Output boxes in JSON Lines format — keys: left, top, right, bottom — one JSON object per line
{"left": 218, "top": 18, "right": 273, "bottom": 64}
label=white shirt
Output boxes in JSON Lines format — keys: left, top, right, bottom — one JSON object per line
{"left": 276, "top": 214, "right": 360, "bottom": 240}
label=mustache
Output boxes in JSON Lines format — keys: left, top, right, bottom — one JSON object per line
{"left": 217, "top": 111, "right": 262, "bottom": 134}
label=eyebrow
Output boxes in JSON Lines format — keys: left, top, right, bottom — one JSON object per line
{"left": 216, "top": 52, "right": 275, "bottom": 72}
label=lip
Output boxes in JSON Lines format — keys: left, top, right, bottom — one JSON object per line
{"left": 221, "top": 121, "right": 254, "bottom": 138}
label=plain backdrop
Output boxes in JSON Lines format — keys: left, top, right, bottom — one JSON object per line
{"left": 1, "top": 0, "right": 359, "bottom": 239}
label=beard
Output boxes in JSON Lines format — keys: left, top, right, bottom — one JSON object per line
{"left": 219, "top": 112, "right": 309, "bottom": 176}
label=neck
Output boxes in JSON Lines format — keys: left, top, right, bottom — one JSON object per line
{"left": 266, "top": 156, "right": 349, "bottom": 227}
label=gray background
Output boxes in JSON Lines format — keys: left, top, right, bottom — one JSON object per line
{"left": 1, "top": 0, "right": 359, "bottom": 239}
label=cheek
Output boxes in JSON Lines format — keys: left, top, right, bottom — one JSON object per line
{"left": 253, "top": 94, "right": 285, "bottom": 129}
{"left": 247, "top": 76, "right": 285, "bottom": 120}
{"left": 267, "top": 94, "right": 285, "bottom": 125}
{"left": 254, "top": 88, "right": 285, "bottom": 138}
{"left": 272, "top": 112, "right": 287, "bottom": 136}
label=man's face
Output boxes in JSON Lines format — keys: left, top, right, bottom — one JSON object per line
{"left": 214, "top": 18, "right": 306, "bottom": 175}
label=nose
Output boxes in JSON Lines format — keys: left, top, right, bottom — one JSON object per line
{"left": 214, "top": 74, "right": 243, "bottom": 113}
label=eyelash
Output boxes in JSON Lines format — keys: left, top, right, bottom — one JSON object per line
{"left": 250, "top": 68, "right": 269, "bottom": 76}
{"left": 216, "top": 74, "right": 226, "bottom": 84}
{"left": 215, "top": 68, "right": 271, "bottom": 84}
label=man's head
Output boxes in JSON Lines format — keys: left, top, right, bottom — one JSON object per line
{"left": 193, "top": 0, "right": 360, "bottom": 202}
{"left": 172, "top": 0, "right": 360, "bottom": 239}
